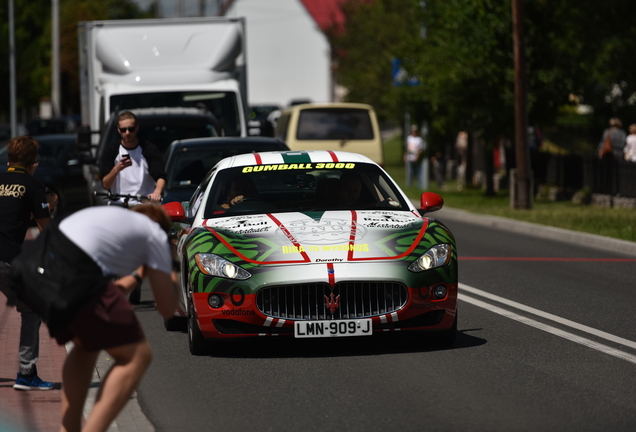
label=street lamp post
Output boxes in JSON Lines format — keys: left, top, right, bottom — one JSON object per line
{"left": 9, "top": 0, "right": 17, "bottom": 137}
{"left": 52, "top": 0, "right": 61, "bottom": 117}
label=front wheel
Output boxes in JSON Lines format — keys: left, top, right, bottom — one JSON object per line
{"left": 187, "top": 298, "right": 211, "bottom": 355}
{"left": 164, "top": 316, "right": 187, "bottom": 332}
{"left": 430, "top": 311, "right": 457, "bottom": 347}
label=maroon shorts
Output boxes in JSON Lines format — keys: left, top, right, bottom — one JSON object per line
{"left": 55, "top": 281, "right": 145, "bottom": 352}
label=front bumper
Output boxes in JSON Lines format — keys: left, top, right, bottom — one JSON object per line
{"left": 192, "top": 282, "right": 457, "bottom": 340}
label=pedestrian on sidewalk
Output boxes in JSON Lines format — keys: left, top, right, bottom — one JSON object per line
{"left": 431, "top": 151, "right": 447, "bottom": 190}
{"left": 596, "top": 117, "right": 626, "bottom": 195}
{"left": 624, "top": 124, "right": 636, "bottom": 162}
{"left": 9, "top": 204, "right": 178, "bottom": 432}
{"left": 405, "top": 124, "right": 427, "bottom": 189}
{"left": 0, "top": 136, "right": 58, "bottom": 391}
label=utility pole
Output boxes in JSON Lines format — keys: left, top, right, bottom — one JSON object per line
{"left": 512, "top": 0, "right": 532, "bottom": 209}
{"left": 52, "top": 0, "right": 61, "bottom": 117}
{"left": 9, "top": 0, "right": 17, "bottom": 137}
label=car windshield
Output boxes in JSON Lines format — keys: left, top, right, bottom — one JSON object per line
{"left": 167, "top": 143, "right": 285, "bottom": 190}
{"left": 98, "top": 116, "right": 219, "bottom": 163}
{"left": 111, "top": 91, "right": 241, "bottom": 137}
{"left": 37, "top": 139, "right": 76, "bottom": 164}
{"left": 296, "top": 108, "right": 374, "bottom": 140}
{"left": 0, "top": 137, "right": 76, "bottom": 169}
{"left": 203, "top": 162, "right": 407, "bottom": 218}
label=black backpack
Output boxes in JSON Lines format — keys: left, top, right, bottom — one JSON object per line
{"left": 10, "top": 222, "right": 107, "bottom": 337}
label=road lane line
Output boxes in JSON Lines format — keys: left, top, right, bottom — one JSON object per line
{"left": 459, "top": 283, "right": 636, "bottom": 350}
{"left": 458, "top": 293, "right": 636, "bottom": 365}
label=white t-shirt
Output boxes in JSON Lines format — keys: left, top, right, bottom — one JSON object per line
{"left": 625, "top": 134, "right": 636, "bottom": 162}
{"left": 406, "top": 135, "right": 424, "bottom": 162}
{"left": 112, "top": 145, "right": 156, "bottom": 203}
{"left": 59, "top": 206, "right": 171, "bottom": 278}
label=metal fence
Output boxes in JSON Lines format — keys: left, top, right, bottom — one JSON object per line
{"left": 531, "top": 153, "right": 636, "bottom": 198}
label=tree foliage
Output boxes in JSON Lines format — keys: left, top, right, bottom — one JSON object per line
{"left": 329, "top": 0, "right": 636, "bottom": 150}
{"left": 0, "top": 0, "right": 150, "bottom": 122}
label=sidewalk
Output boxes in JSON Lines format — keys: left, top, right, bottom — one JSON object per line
{"left": 0, "top": 291, "right": 154, "bottom": 432}
{"left": 0, "top": 293, "right": 65, "bottom": 432}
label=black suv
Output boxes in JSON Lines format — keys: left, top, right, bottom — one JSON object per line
{"left": 80, "top": 107, "right": 221, "bottom": 205}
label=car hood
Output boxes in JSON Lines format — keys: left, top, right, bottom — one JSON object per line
{"left": 195, "top": 210, "right": 435, "bottom": 265}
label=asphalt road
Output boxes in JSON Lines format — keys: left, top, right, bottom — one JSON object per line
{"left": 131, "top": 209, "right": 636, "bottom": 432}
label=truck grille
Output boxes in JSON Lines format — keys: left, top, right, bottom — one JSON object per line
{"left": 256, "top": 282, "right": 408, "bottom": 320}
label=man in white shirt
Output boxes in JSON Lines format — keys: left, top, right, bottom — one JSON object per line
{"left": 10, "top": 204, "right": 178, "bottom": 432}
{"left": 100, "top": 111, "right": 166, "bottom": 205}
{"left": 405, "top": 124, "right": 428, "bottom": 189}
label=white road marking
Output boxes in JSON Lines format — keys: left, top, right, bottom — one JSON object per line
{"left": 458, "top": 290, "right": 636, "bottom": 365}
{"left": 460, "top": 283, "right": 636, "bottom": 350}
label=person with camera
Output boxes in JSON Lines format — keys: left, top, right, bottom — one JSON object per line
{"left": 9, "top": 203, "right": 178, "bottom": 432}
{"left": 100, "top": 111, "right": 166, "bottom": 205}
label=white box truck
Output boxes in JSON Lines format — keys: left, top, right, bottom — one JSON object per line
{"left": 78, "top": 17, "right": 248, "bottom": 140}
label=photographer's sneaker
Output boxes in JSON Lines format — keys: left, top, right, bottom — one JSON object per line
{"left": 13, "top": 373, "right": 54, "bottom": 391}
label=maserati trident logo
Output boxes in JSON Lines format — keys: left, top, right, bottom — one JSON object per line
{"left": 325, "top": 292, "right": 340, "bottom": 314}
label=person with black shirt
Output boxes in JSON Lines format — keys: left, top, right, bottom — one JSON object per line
{"left": 0, "top": 136, "right": 57, "bottom": 390}
{"left": 100, "top": 111, "right": 167, "bottom": 205}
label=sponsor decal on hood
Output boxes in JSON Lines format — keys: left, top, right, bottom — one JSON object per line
{"left": 202, "top": 210, "right": 427, "bottom": 264}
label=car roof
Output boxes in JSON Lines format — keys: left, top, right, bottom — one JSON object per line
{"left": 281, "top": 102, "right": 375, "bottom": 114}
{"left": 32, "top": 134, "right": 77, "bottom": 142}
{"left": 214, "top": 150, "right": 375, "bottom": 170}
{"left": 113, "top": 107, "right": 214, "bottom": 119}
{"left": 168, "top": 136, "right": 288, "bottom": 150}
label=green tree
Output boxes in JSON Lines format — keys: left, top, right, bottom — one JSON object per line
{"left": 0, "top": 0, "right": 150, "bottom": 123}
{"left": 0, "top": 0, "right": 51, "bottom": 121}
{"left": 327, "top": 0, "right": 426, "bottom": 124}
{"left": 331, "top": 0, "right": 636, "bottom": 155}
{"left": 60, "top": 0, "right": 152, "bottom": 116}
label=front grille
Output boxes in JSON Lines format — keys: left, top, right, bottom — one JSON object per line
{"left": 256, "top": 282, "right": 408, "bottom": 320}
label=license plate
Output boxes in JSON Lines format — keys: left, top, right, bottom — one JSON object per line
{"left": 294, "top": 319, "right": 372, "bottom": 338}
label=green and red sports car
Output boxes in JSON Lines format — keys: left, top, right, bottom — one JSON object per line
{"left": 163, "top": 150, "right": 457, "bottom": 355}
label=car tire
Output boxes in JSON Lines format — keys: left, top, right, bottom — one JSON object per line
{"left": 430, "top": 310, "right": 457, "bottom": 347}
{"left": 129, "top": 282, "right": 141, "bottom": 305}
{"left": 164, "top": 316, "right": 187, "bottom": 332}
{"left": 188, "top": 298, "right": 210, "bottom": 355}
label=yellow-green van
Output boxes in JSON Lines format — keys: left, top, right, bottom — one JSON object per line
{"left": 274, "top": 102, "right": 384, "bottom": 165}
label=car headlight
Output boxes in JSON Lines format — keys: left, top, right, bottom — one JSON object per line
{"left": 195, "top": 253, "right": 251, "bottom": 280}
{"left": 408, "top": 244, "right": 451, "bottom": 272}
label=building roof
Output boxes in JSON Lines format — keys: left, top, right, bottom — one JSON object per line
{"left": 220, "top": 0, "right": 371, "bottom": 34}
{"left": 299, "top": 0, "right": 347, "bottom": 33}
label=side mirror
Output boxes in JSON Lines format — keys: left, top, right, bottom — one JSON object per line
{"left": 163, "top": 201, "right": 187, "bottom": 221}
{"left": 76, "top": 125, "right": 93, "bottom": 152}
{"left": 76, "top": 125, "right": 97, "bottom": 164}
{"left": 418, "top": 192, "right": 444, "bottom": 215}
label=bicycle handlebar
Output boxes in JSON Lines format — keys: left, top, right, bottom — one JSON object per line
{"left": 94, "top": 191, "right": 152, "bottom": 201}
